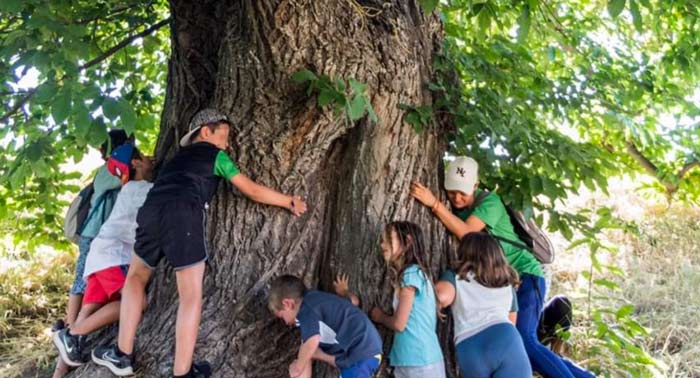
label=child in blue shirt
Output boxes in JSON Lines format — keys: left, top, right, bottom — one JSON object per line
{"left": 334, "top": 221, "right": 445, "bottom": 378}
{"left": 269, "top": 275, "right": 382, "bottom": 378}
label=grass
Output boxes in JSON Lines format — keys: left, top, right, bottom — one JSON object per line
{"left": 547, "top": 185, "right": 700, "bottom": 378}
{"left": 0, "top": 247, "right": 75, "bottom": 378}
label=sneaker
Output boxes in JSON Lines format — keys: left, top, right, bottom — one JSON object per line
{"left": 191, "top": 361, "right": 212, "bottom": 378}
{"left": 51, "top": 319, "right": 66, "bottom": 332}
{"left": 92, "top": 344, "right": 134, "bottom": 376}
{"left": 52, "top": 329, "right": 83, "bottom": 367}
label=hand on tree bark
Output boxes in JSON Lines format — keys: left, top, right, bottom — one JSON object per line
{"left": 370, "top": 306, "right": 385, "bottom": 324}
{"left": 333, "top": 273, "right": 350, "bottom": 297}
{"left": 410, "top": 181, "right": 438, "bottom": 208}
{"left": 289, "top": 195, "right": 308, "bottom": 216}
{"left": 288, "top": 359, "right": 306, "bottom": 378}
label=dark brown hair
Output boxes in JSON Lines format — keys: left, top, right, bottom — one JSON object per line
{"left": 384, "top": 221, "right": 433, "bottom": 289}
{"left": 191, "top": 121, "right": 229, "bottom": 141}
{"left": 268, "top": 275, "right": 306, "bottom": 311}
{"left": 384, "top": 222, "right": 445, "bottom": 319}
{"left": 456, "top": 232, "right": 519, "bottom": 288}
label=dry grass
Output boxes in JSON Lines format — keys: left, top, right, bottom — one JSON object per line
{"left": 547, "top": 181, "right": 700, "bottom": 378}
{"left": 0, "top": 247, "right": 74, "bottom": 378}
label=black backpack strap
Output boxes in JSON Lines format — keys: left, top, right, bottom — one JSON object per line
{"left": 490, "top": 234, "right": 532, "bottom": 252}
{"left": 472, "top": 190, "right": 533, "bottom": 252}
{"left": 472, "top": 190, "right": 491, "bottom": 209}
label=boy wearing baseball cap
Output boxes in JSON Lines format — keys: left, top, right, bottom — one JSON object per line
{"left": 93, "top": 108, "right": 308, "bottom": 378}
{"left": 54, "top": 144, "right": 154, "bottom": 368}
{"left": 411, "top": 157, "right": 594, "bottom": 378}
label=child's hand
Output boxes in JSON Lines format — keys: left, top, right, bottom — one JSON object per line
{"left": 370, "top": 307, "right": 385, "bottom": 323}
{"left": 288, "top": 359, "right": 304, "bottom": 378}
{"left": 333, "top": 273, "right": 350, "bottom": 297}
{"left": 410, "top": 181, "right": 437, "bottom": 208}
{"left": 289, "top": 196, "right": 308, "bottom": 217}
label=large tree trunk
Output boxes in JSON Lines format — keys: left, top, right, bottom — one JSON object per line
{"left": 76, "top": 1, "right": 454, "bottom": 377}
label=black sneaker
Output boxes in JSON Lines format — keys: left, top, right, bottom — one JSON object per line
{"left": 92, "top": 344, "right": 134, "bottom": 376}
{"left": 52, "top": 328, "right": 83, "bottom": 367}
{"left": 51, "top": 319, "right": 66, "bottom": 332}
{"left": 191, "top": 361, "right": 212, "bottom": 378}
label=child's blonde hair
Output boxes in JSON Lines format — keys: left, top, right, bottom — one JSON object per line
{"left": 268, "top": 275, "right": 306, "bottom": 311}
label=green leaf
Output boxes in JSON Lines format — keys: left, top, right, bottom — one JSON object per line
{"left": 405, "top": 112, "right": 423, "bottom": 133}
{"left": 616, "top": 304, "right": 635, "bottom": 319}
{"left": 348, "top": 78, "right": 367, "bottom": 95}
{"left": 291, "top": 69, "right": 317, "bottom": 83}
{"left": 418, "top": 0, "right": 439, "bottom": 13}
{"left": 317, "top": 89, "right": 335, "bottom": 107}
{"left": 34, "top": 81, "right": 58, "bottom": 104}
{"left": 594, "top": 278, "right": 620, "bottom": 290}
{"left": 347, "top": 95, "right": 367, "bottom": 121}
{"left": 607, "top": 0, "right": 626, "bottom": 18}
{"left": 0, "top": 0, "right": 22, "bottom": 12}
{"left": 72, "top": 103, "right": 92, "bottom": 139}
{"left": 51, "top": 88, "right": 72, "bottom": 124}
{"left": 117, "top": 99, "right": 137, "bottom": 135}
{"left": 629, "top": 0, "right": 643, "bottom": 32}
{"left": 102, "top": 97, "right": 120, "bottom": 120}
{"left": 516, "top": 5, "right": 531, "bottom": 43}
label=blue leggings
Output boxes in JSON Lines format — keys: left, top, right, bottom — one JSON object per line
{"left": 517, "top": 274, "right": 595, "bottom": 378}
{"left": 455, "top": 323, "right": 531, "bottom": 378}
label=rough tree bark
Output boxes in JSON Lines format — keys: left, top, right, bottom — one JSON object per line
{"left": 75, "top": 1, "right": 455, "bottom": 377}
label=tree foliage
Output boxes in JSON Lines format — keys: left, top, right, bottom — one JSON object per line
{"left": 0, "top": 0, "right": 169, "bottom": 252}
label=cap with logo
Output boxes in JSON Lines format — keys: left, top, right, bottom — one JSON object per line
{"left": 444, "top": 156, "right": 479, "bottom": 195}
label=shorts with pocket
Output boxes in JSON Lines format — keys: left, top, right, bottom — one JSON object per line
{"left": 134, "top": 200, "right": 208, "bottom": 270}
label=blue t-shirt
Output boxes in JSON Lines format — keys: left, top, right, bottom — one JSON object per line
{"left": 296, "top": 290, "right": 382, "bottom": 369}
{"left": 389, "top": 265, "right": 443, "bottom": 366}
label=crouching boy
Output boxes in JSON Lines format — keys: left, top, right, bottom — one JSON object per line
{"left": 269, "top": 275, "right": 383, "bottom": 378}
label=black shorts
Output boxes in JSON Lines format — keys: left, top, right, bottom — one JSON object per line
{"left": 134, "top": 200, "right": 208, "bottom": 270}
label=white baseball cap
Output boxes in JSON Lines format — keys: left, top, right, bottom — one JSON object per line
{"left": 444, "top": 156, "right": 479, "bottom": 195}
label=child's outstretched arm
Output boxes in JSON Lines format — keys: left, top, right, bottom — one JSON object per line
{"left": 333, "top": 273, "right": 360, "bottom": 306}
{"left": 370, "top": 286, "right": 415, "bottom": 332}
{"left": 231, "top": 174, "right": 307, "bottom": 216}
{"left": 410, "top": 181, "right": 485, "bottom": 239}
{"left": 289, "top": 335, "right": 320, "bottom": 377}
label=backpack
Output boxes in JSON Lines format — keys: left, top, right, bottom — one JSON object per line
{"left": 63, "top": 183, "right": 95, "bottom": 244}
{"left": 473, "top": 190, "right": 555, "bottom": 264}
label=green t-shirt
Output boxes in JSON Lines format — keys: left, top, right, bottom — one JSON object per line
{"left": 453, "top": 190, "right": 543, "bottom": 277}
{"left": 214, "top": 150, "right": 240, "bottom": 181}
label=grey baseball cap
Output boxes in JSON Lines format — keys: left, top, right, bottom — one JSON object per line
{"left": 179, "top": 108, "right": 230, "bottom": 147}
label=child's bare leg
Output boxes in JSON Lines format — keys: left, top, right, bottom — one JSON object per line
{"left": 73, "top": 303, "right": 101, "bottom": 326}
{"left": 52, "top": 298, "right": 93, "bottom": 377}
{"left": 173, "top": 262, "right": 205, "bottom": 375}
{"left": 52, "top": 359, "right": 70, "bottom": 378}
{"left": 117, "top": 255, "right": 152, "bottom": 354}
{"left": 71, "top": 301, "right": 120, "bottom": 336}
{"left": 65, "top": 294, "right": 83, "bottom": 326}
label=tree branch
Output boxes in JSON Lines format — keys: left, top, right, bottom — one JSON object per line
{"left": 0, "top": 18, "right": 171, "bottom": 125}
{"left": 678, "top": 160, "right": 700, "bottom": 181}
{"left": 624, "top": 140, "right": 659, "bottom": 177}
{"left": 79, "top": 17, "right": 171, "bottom": 70}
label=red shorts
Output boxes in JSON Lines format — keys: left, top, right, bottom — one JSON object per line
{"left": 83, "top": 265, "right": 128, "bottom": 305}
